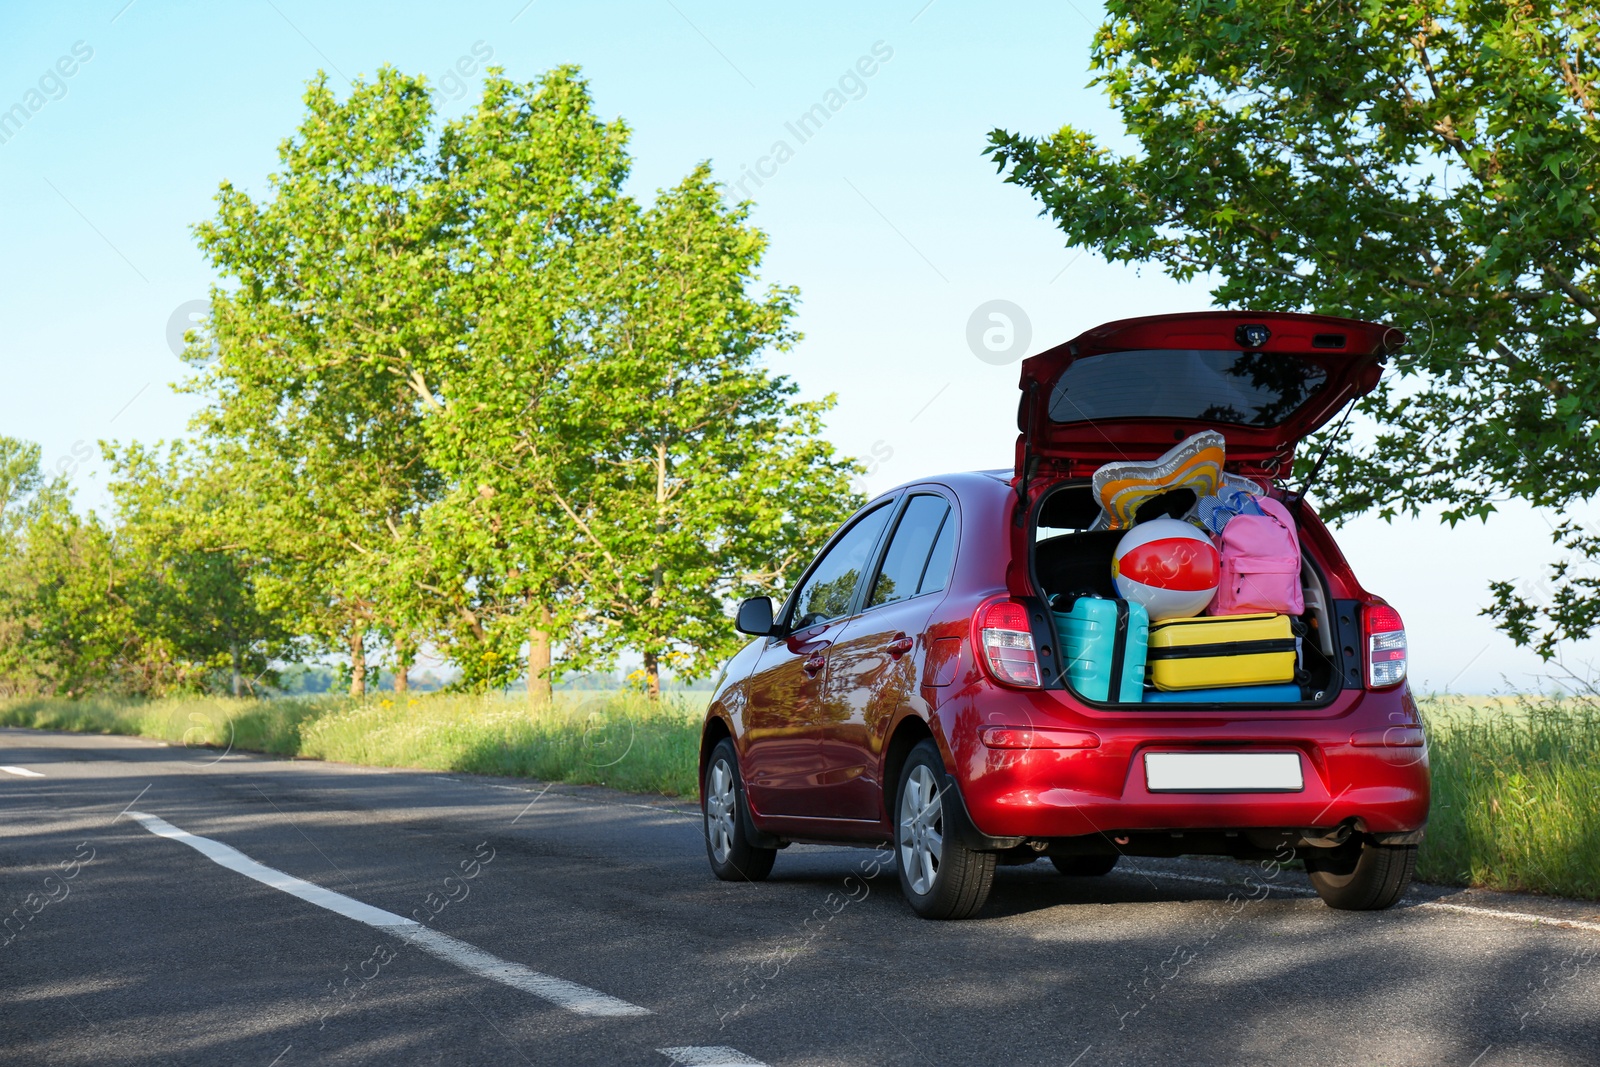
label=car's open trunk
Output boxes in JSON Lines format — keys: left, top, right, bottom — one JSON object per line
{"left": 1031, "top": 481, "right": 1346, "bottom": 706}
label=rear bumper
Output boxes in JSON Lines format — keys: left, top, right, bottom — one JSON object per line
{"left": 946, "top": 688, "right": 1431, "bottom": 840}
{"left": 962, "top": 755, "right": 1429, "bottom": 839}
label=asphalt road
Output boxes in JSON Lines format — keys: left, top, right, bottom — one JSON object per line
{"left": 2, "top": 728, "right": 1598, "bottom": 1067}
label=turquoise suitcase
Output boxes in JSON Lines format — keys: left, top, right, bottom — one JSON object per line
{"left": 1143, "top": 683, "right": 1302, "bottom": 704}
{"left": 1052, "top": 596, "right": 1149, "bottom": 703}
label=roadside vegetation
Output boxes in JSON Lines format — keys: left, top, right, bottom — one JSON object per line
{"left": 8, "top": 690, "right": 1600, "bottom": 900}
{"left": 0, "top": 692, "right": 703, "bottom": 797}
{"left": 1418, "top": 694, "right": 1600, "bottom": 901}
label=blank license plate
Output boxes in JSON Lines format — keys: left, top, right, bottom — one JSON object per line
{"left": 1144, "top": 752, "right": 1304, "bottom": 793}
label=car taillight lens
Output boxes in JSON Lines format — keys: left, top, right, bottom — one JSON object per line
{"left": 1365, "top": 604, "right": 1407, "bottom": 688}
{"left": 1349, "top": 726, "right": 1425, "bottom": 747}
{"left": 981, "top": 726, "right": 1100, "bottom": 749}
{"left": 977, "top": 599, "right": 1041, "bottom": 687}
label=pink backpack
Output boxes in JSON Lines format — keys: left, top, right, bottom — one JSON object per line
{"left": 1209, "top": 496, "right": 1304, "bottom": 616}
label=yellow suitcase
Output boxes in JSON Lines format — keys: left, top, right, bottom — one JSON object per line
{"left": 1146, "top": 613, "right": 1297, "bottom": 691}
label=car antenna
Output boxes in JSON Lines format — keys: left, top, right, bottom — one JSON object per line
{"left": 1289, "top": 398, "right": 1356, "bottom": 515}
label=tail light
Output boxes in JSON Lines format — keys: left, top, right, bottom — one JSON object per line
{"left": 977, "top": 598, "right": 1041, "bottom": 687}
{"left": 981, "top": 726, "right": 1100, "bottom": 749}
{"left": 1350, "top": 726, "right": 1425, "bottom": 747}
{"left": 1364, "top": 604, "right": 1407, "bottom": 688}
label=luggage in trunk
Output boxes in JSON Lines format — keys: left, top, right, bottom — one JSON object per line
{"left": 1143, "top": 683, "right": 1302, "bottom": 704}
{"left": 1146, "top": 613, "right": 1297, "bottom": 691}
{"left": 1052, "top": 596, "right": 1149, "bottom": 703}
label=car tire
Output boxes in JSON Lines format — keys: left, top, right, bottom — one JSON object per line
{"left": 1050, "top": 854, "right": 1119, "bottom": 877}
{"left": 1305, "top": 840, "right": 1416, "bottom": 910}
{"left": 895, "top": 740, "right": 995, "bottom": 920}
{"left": 703, "top": 739, "right": 776, "bottom": 882}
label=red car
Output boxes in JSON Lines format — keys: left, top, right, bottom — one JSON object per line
{"left": 699, "top": 311, "right": 1429, "bottom": 919}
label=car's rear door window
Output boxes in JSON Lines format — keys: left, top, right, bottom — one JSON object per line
{"left": 917, "top": 510, "right": 955, "bottom": 596}
{"left": 868, "top": 495, "right": 952, "bottom": 608}
{"left": 790, "top": 504, "right": 893, "bottom": 628}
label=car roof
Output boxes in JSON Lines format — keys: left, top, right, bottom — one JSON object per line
{"left": 869, "top": 469, "right": 1014, "bottom": 503}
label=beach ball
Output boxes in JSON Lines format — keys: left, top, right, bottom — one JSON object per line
{"left": 1112, "top": 518, "right": 1220, "bottom": 621}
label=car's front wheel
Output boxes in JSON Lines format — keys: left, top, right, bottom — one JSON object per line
{"left": 1305, "top": 839, "right": 1416, "bottom": 910}
{"left": 703, "top": 739, "right": 776, "bottom": 882}
{"left": 895, "top": 740, "right": 995, "bottom": 920}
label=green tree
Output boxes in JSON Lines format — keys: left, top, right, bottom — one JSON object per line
{"left": 0, "top": 437, "right": 93, "bottom": 696}
{"left": 547, "top": 167, "right": 863, "bottom": 698}
{"left": 0, "top": 436, "right": 67, "bottom": 541}
{"left": 183, "top": 63, "right": 862, "bottom": 701}
{"left": 187, "top": 67, "right": 444, "bottom": 695}
{"left": 105, "top": 442, "right": 291, "bottom": 696}
{"left": 408, "top": 66, "right": 632, "bottom": 701}
{"left": 0, "top": 496, "right": 128, "bottom": 697}
{"left": 0, "top": 435, "right": 284, "bottom": 698}
{"left": 988, "top": 0, "right": 1599, "bottom": 656}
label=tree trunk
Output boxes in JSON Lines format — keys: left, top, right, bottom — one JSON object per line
{"left": 394, "top": 635, "right": 412, "bottom": 695}
{"left": 349, "top": 629, "right": 367, "bottom": 698}
{"left": 528, "top": 607, "right": 552, "bottom": 705}
{"left": 645, "top": 440, "right": 669, "bottom": 703}
{"left": 643, "top": 649, "right": 661, "bottom": 702}
{"left": 230, "top": 639, "right": 242, "bottom": 699}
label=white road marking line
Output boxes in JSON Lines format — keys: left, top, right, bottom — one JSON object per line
{"left": 123, "top": 811, "right": 650, "bottom": 1017}
{"left": 659, "top": 1048, "right": 771, "bottom": 1067}
{"left": 0, "top": 766, "right": 45, "bottom": 777}
{"left": 1416, "top": 900, "right": 1600, "bottom": 935}
{"left": 1135, "top": 866, "right": 1600, "bottom": 934}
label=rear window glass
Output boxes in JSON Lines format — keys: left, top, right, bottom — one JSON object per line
{"left": 1049, "top": 349, "right": 1329, "bottom": 427}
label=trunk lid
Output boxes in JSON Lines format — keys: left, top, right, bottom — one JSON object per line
{"left": 1015, "top": 311, "right": 1400, "bottom": 481}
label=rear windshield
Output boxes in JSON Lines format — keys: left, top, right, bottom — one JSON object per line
{"left": 1048, "top": 349, "right": 1329, "bottom": 427}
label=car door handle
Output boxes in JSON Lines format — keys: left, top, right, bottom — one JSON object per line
{"left": 802, "top": 652, "right": 826, "bottom": 675}
{"left": 886, "top": 634, "right": 914, "bottom": 658}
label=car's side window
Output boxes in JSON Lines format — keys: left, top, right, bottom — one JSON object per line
{"left": 789, "top": 504, "right": 894, "bottom": 629}
{"left": 867, "top": 495, "right": 952, "bottom": 609}
{"left": 917, "top": 508, "right": 956, "bottom": 596}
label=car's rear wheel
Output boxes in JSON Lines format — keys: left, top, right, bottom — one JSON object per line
{"left": 895, "top": 741, "right": 995, "bottom": 920}
{"left": 1050, "top": 853, "right": 1119, "bottom": 877}
{"left": 1305, "top": 839, "right": 1416, "bottom": 910}
{"left": 703, "top": 739, "right": 776, "bottom": 882}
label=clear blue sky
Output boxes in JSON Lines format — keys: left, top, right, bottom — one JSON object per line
{"left": 1, "top": 0, "right": 1592, "bottom": 692}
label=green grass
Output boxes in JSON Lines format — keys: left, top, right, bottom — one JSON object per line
{"left": 0, "top": 691, "right": 704, "bottom": 797}
{"left": 6, "top": 689, "right": 1599, "bottom": 900}
{"left": 1416, "top": 694, "right": 1600, "bottom": 900}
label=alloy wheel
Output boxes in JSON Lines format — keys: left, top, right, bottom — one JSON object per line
{"left": 706, "top": 757, "right": 736, "bottom": 864}
{"left": 898, "top": 764, "right": 944, "bottom": 895}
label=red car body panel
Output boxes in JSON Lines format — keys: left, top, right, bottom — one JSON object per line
{"left": 701, "top": 311, "right": 1429, "bottom": 855}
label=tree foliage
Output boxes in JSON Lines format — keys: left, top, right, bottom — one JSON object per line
{"left": 104, "top": 442, "right": 290, "bottom": 696}
{"left": 2, "top": 65, "right": 859, "bottom": 700}
{"left": 988, "top": 0, "right": 1599, "bottom": 655}
{"left": 0, "top": 435, "right": 279, "bottom": 697}
{"left": 169, "top": 64, "right": 860, "bottom": 698}
{"left": 187, "top": 68, "right": 444, "bottom": 695}
{"left": 548, "top": 166, "right": 858, "bottom": 694}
